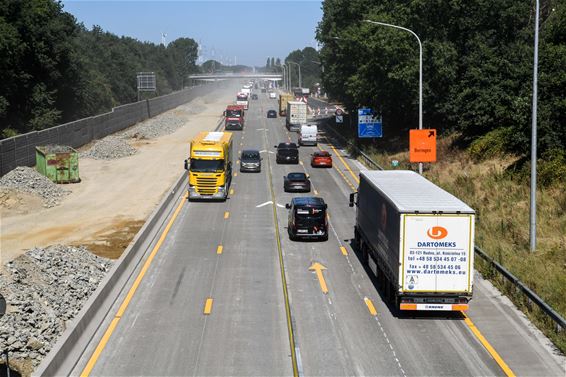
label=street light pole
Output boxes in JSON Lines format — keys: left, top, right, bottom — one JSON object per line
{"left": 364, "top": 19, "right": 424, "bottom": 174}
{"left": 281, "top": 64, "right": 287, "bottom": 91}
{"left": 530, "top": 0, "right": 540, "bottom": 252}
{"left": 288, "top": 61, "right": 302, "bottom": 88}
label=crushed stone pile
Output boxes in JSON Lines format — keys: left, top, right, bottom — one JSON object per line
{"left": 0, "top": 167, "right": 70, "bottom": 208}
{"left": 80, "top": 135, "right": 137, "bottom": 160}
{"left": 0, "top": 245, "right": 113, "bottom": 369}
{"left": 122, "top": 99, "right": 205, "bottom": 140}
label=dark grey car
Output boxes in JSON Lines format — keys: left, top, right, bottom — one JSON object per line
{"left": 240, "top": 149, "right": 262, "bottom": 172}
{"left": 284, "top": 172, "right": 311, "bottom": 192}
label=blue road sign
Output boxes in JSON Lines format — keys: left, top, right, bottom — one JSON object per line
{"left": 358, "top": 108, "right": 382, "bottom": 138}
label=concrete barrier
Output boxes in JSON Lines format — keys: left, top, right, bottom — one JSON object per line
{"left": 33, "top": 117, "right": 225, "bottom": 376}
{"left": 0, "top": 82, "right": 222, "bottom": 176}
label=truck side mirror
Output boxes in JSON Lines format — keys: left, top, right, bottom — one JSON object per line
{"left": 285, "top": 203, "right": 291, "bottom": 209}
{"left": 184, "top": 159, "right": 189, "bottom": 170}
{"left": 349, "top": 192, "right": 357, "bottom": 207}
{"left": 324, "top": 204, "right": 328, "bottom": 209}
{"left": 223, "top": 111, "right": 226, "bottom": 116}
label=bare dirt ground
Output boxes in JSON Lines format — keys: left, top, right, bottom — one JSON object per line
{"left": 0, "top": 86, "right": 235, "bottom": 264}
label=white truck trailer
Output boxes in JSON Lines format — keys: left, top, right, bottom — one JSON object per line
{"left": 286, "top": 101, "right": 307, "bottom": 132}
{"left": 349, "top": 170, "right": 475, "bottom": 311}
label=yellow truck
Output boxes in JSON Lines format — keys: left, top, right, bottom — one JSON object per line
{"left": 279, "top": 93, "right": 294, "bottom": 116}
{"left": 184, "top": 131, "right": 233, "bottom": 200}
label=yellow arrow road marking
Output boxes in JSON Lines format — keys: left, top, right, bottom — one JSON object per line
{"left": 309, "top": 262, "right": 328, "bottom": 294}
{"left": 204, "top": 298, "right": 213, "bottom": 315}
{"left": 229, "top": 188, "right": 234, "bottom": 195}
{"left": 340, "top": 246, "right": 348, "bottom": 256}
{"left": 216, "top": 245, "right": 223, "bottom": 254}
{"left": 224, "top": 211, "right": 230, "bottom": 219}
{"left": 364, "top": 297, "right": 377, "bottom": 316}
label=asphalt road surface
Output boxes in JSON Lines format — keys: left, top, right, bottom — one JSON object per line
{"left": 70, "top": 90, "right": 565, "bottom": 376}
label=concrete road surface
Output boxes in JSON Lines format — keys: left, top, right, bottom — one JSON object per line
{"left": 70, "top": 89, "right": 565, "bottom": 376}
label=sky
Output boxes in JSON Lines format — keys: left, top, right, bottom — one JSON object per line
{"left": 62, "top": 1, "right": 324, "bottom": 67}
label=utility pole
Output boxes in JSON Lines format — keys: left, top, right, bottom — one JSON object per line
{"left": 530, "top": 0, "right": 540, "bottom": 252}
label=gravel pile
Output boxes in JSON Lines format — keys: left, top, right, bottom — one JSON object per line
{"left": 80, "top": 135, "right": 137, "bottom": 160}
{"left": 122, "top": 111, "right": 187, "bottom": 140}
{"left": 0, "top": 245, "right": 113, "bottom": 369}
{"left": 122, "top": 100, "right": 205, "bottom": 139}
{"left": 0, "top": 167, "right": 70, "bottom": 208}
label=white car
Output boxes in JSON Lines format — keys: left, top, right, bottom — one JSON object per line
{"left": 269, "top": 92, "right": 277, "bottom": 99}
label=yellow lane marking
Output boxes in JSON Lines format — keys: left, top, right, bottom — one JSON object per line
{"left": 216, "top": 245, "right": 223, "bottom": 255}
{"left": 364, "top": 297, "right": 378, "bottom": 316}
{"left": 263, "top": 122, "right": 299, "bottom": 377}
{"left": 317, "top": 145, "right": 356, "bottom": 191}
{"left": 329, "top": 144, "right": 359, "bottom": 184}
{"left": 234, "top": 172, "right": 238, "bottom": 177}
{"left": 224, "top": 211, "right": 230, "bottom": 219}
{"left": 340, "top": 246, "right": 348, "bottom": 256}
{"left": 237, "top": 159, "right": 240, "bottom": 164}
{"left": 229, "top": 188, "right": 234, "bottom": 195}
{"left": 299, "top": 161, "right": 304, "bottom": 166}
{"left": 463, "top": 313, "right": 515, "bottom": 377}
{"left": 81, "top": 193, "right": 187, "bottom": 376}
{"left": 314, "top": 189, "right": 319, "bottom": 195}
{"left": 309, "top": 262, "right": 328, "bottom": 294}
{"left": 204, "top": 298, "right": 214, "bottom": 315}
{"left": 240, "top": 142, "right": 243, "bottom": 146}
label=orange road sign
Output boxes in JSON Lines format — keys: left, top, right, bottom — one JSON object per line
{"left": 410, "top": 129, "right": 437, "bottom": 163}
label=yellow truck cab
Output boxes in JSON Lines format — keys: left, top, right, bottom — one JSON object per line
{"left": 185, "top": 131, "right": 233, "bottom": 200}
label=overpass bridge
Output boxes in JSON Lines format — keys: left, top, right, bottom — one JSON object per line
{"left": 188, "top": 73, "right": 283, "bottom": 82}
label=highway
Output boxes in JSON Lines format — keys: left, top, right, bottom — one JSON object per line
{"left": 69, "top": 89, "right": 565, "bottom": 376}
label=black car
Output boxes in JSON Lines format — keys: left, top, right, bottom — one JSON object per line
{"left": 267, "top": 110, "right": 277, "bottom": 118}
{"left": 251, "top": 94, "right": 258, "bottom": 100}
{"left": 286, "top": 197, "right": 328, "bottom": 241}
{"left": 275, "top": 142, "right": 299, "bottom": 164}
{"left": 284, "top": 172, "right": 311, "bottom": 192}
{"left": 240, "top": 149, "right": 262, "bottom": 172}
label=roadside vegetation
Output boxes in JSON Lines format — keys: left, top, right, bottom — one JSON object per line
{"left": 1, "top": 0, "right": 200, "bottom": 139}
{"left": 317, "top": 0, "right": 565, "bottom": 352}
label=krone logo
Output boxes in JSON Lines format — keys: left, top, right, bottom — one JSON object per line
{"left": 427, "top": 226, "right": 448, "bottom": 240}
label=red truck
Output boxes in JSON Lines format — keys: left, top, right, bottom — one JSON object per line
{"left": 224, "top": 104, "right": 245, "bottom": 131}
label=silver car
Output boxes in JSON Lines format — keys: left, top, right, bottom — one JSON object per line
{"left": 240, "top": 149, "right": 262, "bottom": 173}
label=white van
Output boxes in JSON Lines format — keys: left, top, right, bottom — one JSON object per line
{"left": 299, "top": 124, "right": 318, "bottom": 146}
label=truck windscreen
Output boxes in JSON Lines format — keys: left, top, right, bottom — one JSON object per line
{"left": 226, "top": 110, "right": 242, "bottom": 117}
{"left": 190, "top": 159, "right": 224, "bottom": 172}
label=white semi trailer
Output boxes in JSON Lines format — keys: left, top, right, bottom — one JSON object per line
{"left": 350, "top": 170, "right": 475, "bottom": 311}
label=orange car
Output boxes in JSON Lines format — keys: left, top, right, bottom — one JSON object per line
{"left": 311, "top": 151, "right": 332, "bottom": 168}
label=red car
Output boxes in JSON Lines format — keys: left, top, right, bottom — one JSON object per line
{"left": 311, "top": 151, "right": 333, "bottom": 168}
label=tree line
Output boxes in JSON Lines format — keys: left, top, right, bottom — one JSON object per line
{"left": 317, "top": 0, "right": 565, "bottom": 183}
{"left": 0, "top": 0, "right": 199, "bottom": 139}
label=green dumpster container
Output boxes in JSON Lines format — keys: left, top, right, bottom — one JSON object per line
{"left": 35, "top": 145, "right": 80, "bottom": 183}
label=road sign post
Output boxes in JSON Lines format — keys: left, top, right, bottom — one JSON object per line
{"left": 357, "top": 108, "right": 382, "bottom": 138}
{"left": 409, "top": 129, "right": 437, "bottom": 163}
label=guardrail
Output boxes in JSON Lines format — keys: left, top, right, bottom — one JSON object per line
{"left": 319, "top": 114, "right": 565, "bottom": 336}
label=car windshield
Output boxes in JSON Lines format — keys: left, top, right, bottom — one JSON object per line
{"left": 226, "top": 109, "right": 242, "bottom": 117}
{"left": 288, "top": 173, "right": 306, "bottom": 180}
{"left": 190, "top": 159, "right": 224, "bottom": 172}
{"left": 242, "top": 151, "right": 259, "bottom": 160}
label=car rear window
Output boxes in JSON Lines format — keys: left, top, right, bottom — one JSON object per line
{"left": 288, "top": 173, "right": 306, "bottom": 180}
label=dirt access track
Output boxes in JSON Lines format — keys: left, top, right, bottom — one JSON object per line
{"left": 0, "top": 85, "right": 236, "bottom": 263}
